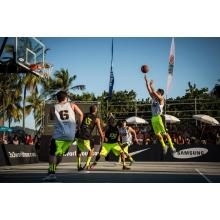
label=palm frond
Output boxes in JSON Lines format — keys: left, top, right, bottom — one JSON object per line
{"left": 71, "top": 85, "right": 86, "bottom": 91}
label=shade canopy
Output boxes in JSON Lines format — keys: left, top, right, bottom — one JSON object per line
{"left": 0, "top": 126, "right": 12, "bottom": 132}
{"left": 192, "top": 114, "right": 219, "bottom": 126}
{"left": 164, "top": 114, "right": 180, "bottom": 124}
{"left": 126, "top": 116, "right": 148, "bottom": 124}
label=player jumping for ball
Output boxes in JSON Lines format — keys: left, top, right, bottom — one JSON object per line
{"left": 43, "top": 91, "right": 83, "bottom": 182}
{"left": 90, "top": 114, "right": 130, "bottom": 170}
{"left": 76, "top": 104, "right": 104, "bottom": 171}
{"left": 144, "top": 75, "right": 176, "bottom": 155}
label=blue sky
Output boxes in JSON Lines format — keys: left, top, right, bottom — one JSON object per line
{"left": 9, "top": 37, "right": 220, "bottom": 129}
{"left": 40, "top": 37, "right": 220, "bottom": 99}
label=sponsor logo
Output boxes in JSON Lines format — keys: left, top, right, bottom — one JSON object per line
{"left": 168, "top": 64, "right": 174, "bottom": 74}
{"left": 129, "top": 148, "right": 151, "bottom": 156}
{"left": 8, "top": 151, "right": 37, "bottom": 158}
{"left": 169, "top": 55, "right": 174, "bottom": 64}
{"left": 63, "top": 151, "right": 99, "bottom": 157}
{"left": 173, "top": 147, "right": 208, "bottom": 159}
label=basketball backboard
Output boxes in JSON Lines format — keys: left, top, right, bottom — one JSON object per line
{"left": 16, "top": 37, "right": 46, "bottom": 77}
{"left": 0, "top": 37, "right": 51, "bottom": 78}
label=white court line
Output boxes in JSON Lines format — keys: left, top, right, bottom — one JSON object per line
{"left": 195, "top": 168, "right": 212, "bottom": 183}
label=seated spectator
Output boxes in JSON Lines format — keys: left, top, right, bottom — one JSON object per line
{"left": 136, "top": 129, "right": 144, "bottom": 145}
{"left": 13, "top": 135, "right": 20, "bottom": 145}
{"left": 8, "top": 135, "right": 13, "bottom": 144}
{"left": 145, "top": 138, "right": 152, "bottom": 145}
{"left": 3, "top": 134, "right": 8, "bottom": 144}
{"left": 176, "top": 134, "right": 185, "bottom": 145}
{"left": 172, "top": 134, "right": 177, "bottom": 144}
{"left": 26, "top": 135, "right": 34, "bottom": 145}
{"left": 185, "top": 137, "right": 191, "bottom": 145}
{"left": 201, "top": 139, "right": 207, "bottom": 145}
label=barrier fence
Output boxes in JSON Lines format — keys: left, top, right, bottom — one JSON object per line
{"left": 1, "top": 141, "right": 220, "bottom": 166}
{"left": 105, "top": 98, "right": 220, "bottom": 122}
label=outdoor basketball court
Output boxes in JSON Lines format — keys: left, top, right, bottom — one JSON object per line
{"left": 0, "top": 162, "right": 220, "bottom": 183}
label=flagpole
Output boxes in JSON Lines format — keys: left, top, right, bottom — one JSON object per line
{"left": 110, "top": 38, "right": 113, "bottom": 73}
{"left": 165, "top": 37, "right": 175, "bottom": 128}
{"left": 165, "top": 94, "right": 167, "bottom": 127}
{"left": 108, "top": 38, "right": 114, "bottom": 99}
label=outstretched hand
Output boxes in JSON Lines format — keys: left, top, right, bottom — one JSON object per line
{"left": 144, "top": 74, "right": 148, "bottom": 82}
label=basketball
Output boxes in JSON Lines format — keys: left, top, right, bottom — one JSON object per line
{"left": 141, "top": 65, "right": 149, "bottom": 74}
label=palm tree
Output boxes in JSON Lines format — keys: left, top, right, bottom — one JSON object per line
{"left": 22, "top": 73, "right": 43, "bottom": 129}
{"left": 54, "top": 68, "right": 85, "bottom": 91}
{"left": 5, "top": 91, "right": 22, "bottom": 127}
{"left": 0, "top": 73, "right": 22, "bottom": 127}
{"left": 26, "top": 92, "right": 45, "bottom": 130}
{"left": 43, "top": 68, "right": 86, "bottom": 100}
{"left": 185, "top": 81, "right": 209, "bottom": 99}
{"left": 1, "top": 39, "right": 51, "bottom": 130}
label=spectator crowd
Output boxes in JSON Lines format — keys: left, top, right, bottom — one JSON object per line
{"left": 133, "top": 124, "right": 220, "bottom": 146}
{"left": 0, "top": 133, "right": 36, "bottom": 146}
{"left": 0, "top": 124, "right": 220, "bottom": 148}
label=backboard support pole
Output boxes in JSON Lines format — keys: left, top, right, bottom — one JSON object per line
{"left": 0, "top": 37, "right": 8, "bottom": 58}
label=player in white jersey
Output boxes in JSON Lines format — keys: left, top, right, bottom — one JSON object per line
{"left": 118, "top": 120, "right": 138, "bottom": 165}
{"left": 43, "top": 91, "right": 83, "bottom": 182}
{"left": 144, "top": 75, "right": 176, "bottom": 155}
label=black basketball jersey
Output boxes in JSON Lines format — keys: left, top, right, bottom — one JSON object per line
{"left": 79, "top": 113, "right": 97, "bottom": 140}
{"left": 105, "top": 125, "right": 119, "bottom": 143}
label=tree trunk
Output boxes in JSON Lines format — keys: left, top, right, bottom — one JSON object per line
{"left": 23, "top": 84, "right": 27, "bottom": 130}
{"left": 2, "top": 99, "right": 5, "bottom": 126}
{"left": 8, "top": 116, "right": 11, "bottom": 128}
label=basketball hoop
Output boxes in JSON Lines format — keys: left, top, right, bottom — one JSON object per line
{"left": 29, "top": 62, "right": 53, "bottom": 78}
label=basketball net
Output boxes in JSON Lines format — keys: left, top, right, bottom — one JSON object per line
{"left": 29, "top": 62, "right": 53, "bottom": 78}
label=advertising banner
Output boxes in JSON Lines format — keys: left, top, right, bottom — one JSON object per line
{"left": 0, "top": 144, "right": 7, "bottom": 166}
{"left": 109, "top": 144, "right": 220, "bottom": 162}
{"left": 3, "top": 144, "right": 38, "bottom": 165}
{"left": 39, "top": 134, "right": 220, "bottom": 163}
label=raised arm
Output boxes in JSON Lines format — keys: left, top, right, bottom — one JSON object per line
{"left": 149, "top": 80, "right": 163, "bottom": 102}
{"left": 144, "top": 75, "right": 153, "bottom": 97}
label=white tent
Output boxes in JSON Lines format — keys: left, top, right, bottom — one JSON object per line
{"left": 193, "top": 114, "right": 219, "bottom": 126}
{"left": 164, "top": 114, "right": 180, "bottom": 124}
{"left": 126, "top": 116, "right": 148, "bottom": 124}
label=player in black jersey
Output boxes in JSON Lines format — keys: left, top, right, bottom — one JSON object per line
{"left": 90, "top": 114, "right": 130, "bottom": 170}
{"left": 76, "top": 105, "right": 104, "bottom": 171}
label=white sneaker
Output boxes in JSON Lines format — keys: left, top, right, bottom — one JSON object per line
{"left": 163, "top": 145, "right": 168, "bottom": 155}
{"left": 42, "top": 174, "right": 57, "bottom": 182}
{"left": 171, "top": 147, "right": 176, "bottom": 153}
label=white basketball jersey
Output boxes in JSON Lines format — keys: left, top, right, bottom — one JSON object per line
{"left": 151, "top": 97, "right": 164, "bottom": 116}
{"left": 119, "top": 127, "right": 132, "bottom": 145}
{"left": 52, "top": 102, "right": 76, "bottom": 140}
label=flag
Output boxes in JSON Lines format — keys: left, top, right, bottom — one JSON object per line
{"left": 166, "top": 37, "right": 175, "bottom": 94}
{"left": 108, "top": 38, "right": 114, "bottom": 98}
